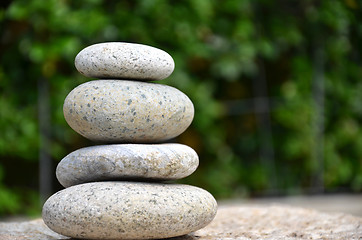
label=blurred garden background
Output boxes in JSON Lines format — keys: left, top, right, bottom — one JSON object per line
{"left": 0, "top": 0, "right": 361, "bottom": 217}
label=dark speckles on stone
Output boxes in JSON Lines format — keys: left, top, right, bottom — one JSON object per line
{"left": 87, "top": 103, "right": 91, "bottom": 107}
{"left": 127, "top": 99, "right": 132, "bottom": 105}
{"left": 149, "top": 199, "right": 157, "bottom": 204}
{"left": 141, "top": 94, "right": 146, "bottom": 99}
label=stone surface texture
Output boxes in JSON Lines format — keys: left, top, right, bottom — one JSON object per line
{"left": 2, "top": 204, "right": 361, "bottom": 240}
{"left": 75, "top": 42, "right": 174, "bottom": 80}
{"left": 42, "top": 182, "right": 217, "bottom": 239}
{"left": 63, "top": 80, "right": 194, "bottom": 142}
{"left": 56, "top": 143, "right": 199, "bottom": 188}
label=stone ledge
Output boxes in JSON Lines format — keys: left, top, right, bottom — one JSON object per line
{"left": 1, "top": 204, "right": 361, "bottom": 240}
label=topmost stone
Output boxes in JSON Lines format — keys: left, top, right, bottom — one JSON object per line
{"left": 75, "top": 42, "right": 175, "bottom": 81}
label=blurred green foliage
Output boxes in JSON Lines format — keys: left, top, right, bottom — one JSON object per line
{"left": 0, "top": 0, "right": 361, "bottom": 216}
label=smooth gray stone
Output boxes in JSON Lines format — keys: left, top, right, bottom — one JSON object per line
{"left": 42, "top": 182, "right": 217, "bottom": 240}
{"left": 63, "top": 80, "right": 194, "bottom": 142}
{"left": 56, "top": 143, "right": 199, "bottom": 188}
{"left": 75, "top": 42, "right": 174, "bottom": 80}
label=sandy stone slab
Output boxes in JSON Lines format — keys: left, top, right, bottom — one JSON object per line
{"left": 192, "top": 205, "right": 362, "bottom": 239}
{"left": 75, "top": 42, "right": 174, "bottom": 80}
{"left": 42, "top": 182, "right": 217, "bottom": 239}
{"left": 63, "top": 80, "right": 194, "bottom": 143}
{"left": 2, "top": 204, "right": 361, "bottom": 240}
{"left": 56, "top": 143, "right": 199, "bottom": 188}
{"left": 0, "top": 219, "right": 67, "bottom": 240}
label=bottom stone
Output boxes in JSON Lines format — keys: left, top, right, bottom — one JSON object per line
{"left": 42, "top": 182, "right": 217, "bottom": 240}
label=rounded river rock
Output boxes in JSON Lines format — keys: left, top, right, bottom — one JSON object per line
{"left": 42, "top": 182, "right": 217, "bottom": 239}
{"left": 56, "top": 143, "right": 199, "bottom": 188}
{"left": 63, "top": 80, "right": 194, "bottom": 142}
{"left": 75, "top": 42, "right": 174, "bottom": 80}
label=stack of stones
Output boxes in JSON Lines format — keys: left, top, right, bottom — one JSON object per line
{"left": 42, "top": 42, "right": 217, "bottom": 240}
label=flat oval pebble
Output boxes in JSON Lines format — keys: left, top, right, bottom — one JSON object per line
{"left": 56, "top": 143, "right": 199, "bottom": 188}
{"left": 42, "top": 182, "right": 217, "bottom": 240}
{"left": 75, "top": 42, "right": 174, "bottom": 80}
{"left": 63, "top": 80, "right": 194, "bottom": 142}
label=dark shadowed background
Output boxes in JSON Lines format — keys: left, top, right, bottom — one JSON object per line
{"left": 0, "top": 0, "right": 361, "bottom": 217}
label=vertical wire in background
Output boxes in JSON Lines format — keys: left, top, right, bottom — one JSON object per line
{"left": 252, "top": 60, "right": 278, "bottom": 194}
{"left": 38, "top": 77, "right": 52, "bottom": 204}
{"left": 252, "top": 2, "right": 278, "bottom": 194}
{"left": 311, "top": 46, "right": 325, "bottom": 193}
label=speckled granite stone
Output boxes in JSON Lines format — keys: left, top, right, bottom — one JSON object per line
{"left": 56, "top": 143, "right": 199, "bottom": 187}
{"left": 75, "top": 42, "right": 174, "bottom": 80}
{"left": 63, "top": 80, "right": 194, "bottom": 142}
{"left": 42, "top": 182, "right": 217, "bottom": 240}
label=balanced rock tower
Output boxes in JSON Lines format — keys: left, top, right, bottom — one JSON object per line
{"left": 42, "top": 42, "right": 217, "bottom": 240}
